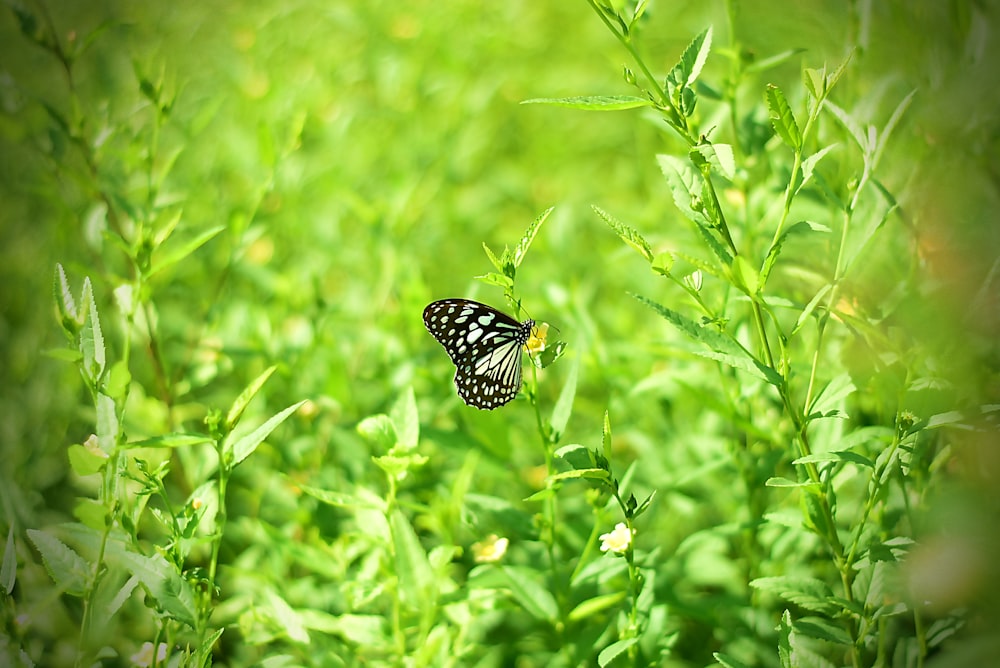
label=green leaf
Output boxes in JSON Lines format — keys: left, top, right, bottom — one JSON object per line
{"left": 745, "top": 48, "right": 807, "bottom": 74}
{"left": 264, "top": 588, "right": 309, "bottom": 644}
{"left": 298, "top": 484, "right": 384, "bottom": 510}
{"left": 793, "top": 451, "right": 875, "bottom": 469}
{"left": 731, "top": 255, "right": 759, "bottom": 296}
{"left": 714, "top": 651, "right": 753, "bottom": 668}
{"left": 389, "top": 387, "right": 419, "bottom": 449}
{"left": 356, "top": 414, "right": 396, "bottom": 450}
{"left": 475, "top": 271, "right": 513, "bottom": 290}
{"left": 593, "top": 205, "right": 653, "bottom": 262}
{"left": 229, "top": 400, "right": 306, "bottom": 466}
{"left": 765, "top": 84, "right": 802, "bottom": 150}
{"left": 799, "top": 145, "right": 838, "bottom": 192}
{"left": 481, "top": 241, "right": 503, "bottom": 272}
{"left": 148, "top": 225, "right": 225, "bottom": 278}
{"left": 656, "top": 155, "right": 709, "bottom": 225}
{"left": 68, "top": 443, "right": 107, "bottom": 476}
{"left": 27, "top": 529, "right": 90, "bottom": 597}
{"left": 760, "top": 221, "right": 831, "bottom": 287}
{"left": 823, "top": 100, "right": 867, "bottom": 153}
{"left": 765, "top": 477, "right": 820, "bottom": 489}
{"left": 390, "top": 509, "right": 434, "bottom": 612}
{"left": 751, "top": 576, "right": 836, "bottom": 615}
{"left": 499, "top": 565, "right": 558, "bottom": 622}
{"left": 225, "top": 365, "right": 277, "bottom": 430}
{"left": 520, "top": 95, "right": 653, "bottom": 111}
{"left": 513, "top": 206, "right": 553, "bottom": 269}
{"left": 110, "top": 549, "right": 198, "bottom": 627}
{"left": 192, "top": 628, "right": 225, "bottom": 668}
{"left": 602, "top": 410, "right": 612, "bottom": 463}
{"left": 568, "top": 591, "right": 627, "bottom": 622}
{"left": 633, "top": 294, "right": 781, "bottom": 386}
{"left": 549, "top": 468, "right": 611, "bottom": 482}
{"left": 549, "top": 359, "right": 578, "bottom": 439}
{"left": 691, "top": 142, "right": 736, "bottom": 181}
{"left": 668, "top": 27, "right": 713, "bottom": 88}
{"left": 791, "top": 284, "right": 833, "bottom": 336}
{"left": 2, "top": 528, "right": 16, "bottom": 595}
{"left": 80, "top": 277, "right": 106, "bottom": 384}
{"left": 778, "top": 610, "right": 793, "bottom": 668}
{"left": 598, "top": 638, "right": 639, "bottom": 667}
{"left": 656, "top": 155, "right": 733, "bottom": 266}
{"left": 96, "top": 392, "right": 118, "bottom": 455}
{"left": 54, "top": 263, "right": 79, "bottom": 329}
{"left": 795, "top": 616, "right": 853, "bottom": 645}
{"left": 126, "top": 433, "right": 213, "bottom": 449}
{"left": 103, "top": 575, "right": 139, "bottom": 621}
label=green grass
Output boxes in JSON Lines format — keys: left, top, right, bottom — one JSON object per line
{"left": 2, "top": 1, "right": 1000, "bottom": 666}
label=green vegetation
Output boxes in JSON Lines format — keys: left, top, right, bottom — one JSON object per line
{"left": 2, "top": 1, "right": 999, "bottom": 666}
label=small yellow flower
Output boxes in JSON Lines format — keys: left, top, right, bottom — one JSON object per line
{"left": 526, "top": 323, "right": 548, "bottom": 355}
{"left": 472, "top": 534, "right": 510, "bottom": 563}
{"left": 599, "top": 522, "right": 635, "bottom": 555}
{"left": 130, "top": 642, "right": 167, "bottom": 667}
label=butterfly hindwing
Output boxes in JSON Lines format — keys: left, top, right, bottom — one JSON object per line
{"left": 423, "top": 299, "right": 534, "bottom": 410}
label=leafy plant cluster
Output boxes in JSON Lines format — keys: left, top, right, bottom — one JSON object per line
{"left": 2, "top": 1, "right": 998, "bottom": 667}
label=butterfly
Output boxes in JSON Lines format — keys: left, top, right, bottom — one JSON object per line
{"left": 423, "top": 299, "right": 535, "bottom": 409}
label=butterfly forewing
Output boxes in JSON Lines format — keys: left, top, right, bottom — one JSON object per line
{"left": 423, "top": 299, "right": 534, "bottom": 409}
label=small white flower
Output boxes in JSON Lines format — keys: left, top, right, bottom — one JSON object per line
{"left": 130, "top": 642, "right": 167, "bottom": 667}
{"left": 599, "top": 522, "right": 635, "bottom": 555}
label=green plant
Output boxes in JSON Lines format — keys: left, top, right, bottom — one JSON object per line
{"left": 3, "top": 1, "right": 997, "bottom": 667}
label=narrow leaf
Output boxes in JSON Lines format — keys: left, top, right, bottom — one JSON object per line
{"left": 633, "top": 294, "right": 780, "bottom": 385}
{"left": 80, "top": 277, "right": 106, "bottom": 382}
{"left": 2, "top": 528, "right": 16, "bottom": 595}
{"left": 691, "top": 142, "right": 736, "bottom": 181}
{"left": 593, "top": 205, "right": 653, "bottom": 261}
{"left": 598, "top": 638, "right": 640, "bottom": 667}
{"left": 298, "top": 484, "right": 384, "bottom": 510}
{"left": 823, "top": 100, "right": 866, "bottom": 152}
{"left": 225, "top": 366, "right": 277, "bottom": 430}
{"left": 390, "top": 509, "right": 434, "bottom": 612}
{"left": 229, "top": 400, "right": 306, "bottom": 466}
{"left": 760, "top": 221, "right": 831, "bottom": 286}
{"left": 765, "top": 477, "right": 820, "bottom": 490}
{"left": 27, "top": 529, "right": 89, "bottom": 596}
{"left": 568, "top": 592, "right": 627, "bottom": 622}
{"left": 148, "top": 225, "right": 225, "bottom": 278}
{"left": 54, "top": 263, "right": 79, "bottom": 324}
{"left": 669, "top": 27, "right": 713, "bottom": 87}
{"left": 793, "top": 451, "right": 874, "bottom": 468}
{"left": 765, "top": 84, "right": 802, "bottom": 150}
{"left": 111, "top": 549, "right": 198, "bottom": 627}
{"left": 746, "top": 48, "right": 807, "bottom": 74}
{"left": 96, "top": 392, "right": 118, "bottom": 455}
{"left": 549, "top": 468, "right": 611, "bottom": 482}
{"left": 791, "top": 284, "right": 833, "bottom": 335}
{"left": 499, "top": 566, "right": 558, "bottom": 622}
{"left": 389, "top": 387, "right": 419, "bottom": 450}
{"left": 513, "top": 206, "right": 553, "bottom": 268}
{"left": 520, "top": 95, "right": 652, "bottom": 111}
{"left": 126, "top": 433, "right": 213, "bottom": 449}
{"left": 549, "top": 359, "right": 578, "bottom": 438}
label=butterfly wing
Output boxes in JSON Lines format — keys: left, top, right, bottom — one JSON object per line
{"left": 423, "top": 299, "right": 534, "bottom": 409}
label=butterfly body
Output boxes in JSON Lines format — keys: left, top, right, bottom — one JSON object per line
{"left": 423, "top": 299, "right": 534, "bottom": 409}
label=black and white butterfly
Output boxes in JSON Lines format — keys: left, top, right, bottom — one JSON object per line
{"left": 423, "top": 299, "right": 534, "bottom": 410}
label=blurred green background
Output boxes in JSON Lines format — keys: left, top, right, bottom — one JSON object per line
{"left": 2, "top": 0, "right": 999, "bottom": 665}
